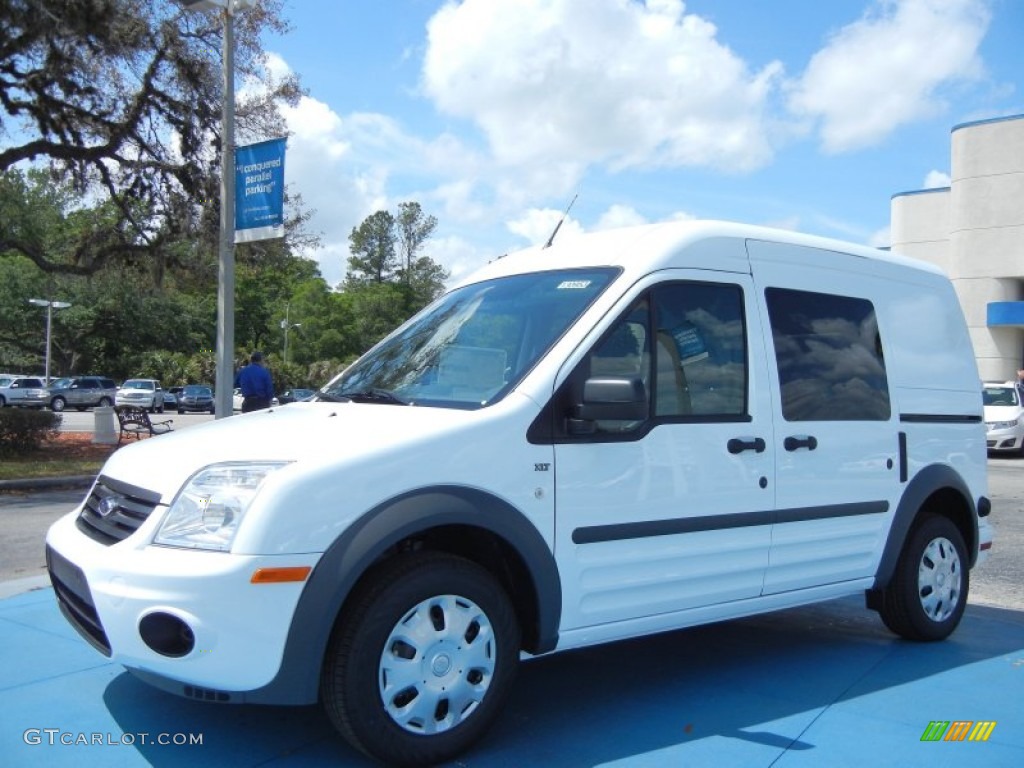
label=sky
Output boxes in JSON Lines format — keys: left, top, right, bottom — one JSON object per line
{"left": 259, "top": 0, "right": 1024, "bottom": 287}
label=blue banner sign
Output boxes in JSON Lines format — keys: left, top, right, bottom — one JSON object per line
{"left": 235, "top": 137, "right": 286, "bottom": 243}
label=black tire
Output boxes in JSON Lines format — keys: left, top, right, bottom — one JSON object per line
{"left": 50, "top": 396, "right": 66, "bottom": 412}
{"left": 178, "top": 408, "right": 185, "bottom": 415}
{"left": 878, "top": 515, "right": 969, "bottom": 641}
{"left": 98, "top": 397, "right": 112, "bottom": 407}
{"left": 321, "top": 552, "right": 520, "bottom": 767}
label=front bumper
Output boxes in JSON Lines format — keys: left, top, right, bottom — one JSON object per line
{"left": 985, "top": 426, "right": 1024, "bottom": 451}
{"left": 178, "top": 401, "right": 214, "bottom": 412}
{"left": 45, "top": 509, "right": 320, "bottom": 694}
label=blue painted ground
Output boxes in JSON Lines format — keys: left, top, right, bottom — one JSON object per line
{"left": 1, "top": 586, "right": 1022, "bottom": 767}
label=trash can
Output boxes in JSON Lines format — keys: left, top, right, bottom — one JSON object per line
{"left": 93, "top": 406, "right": 118, "bottom": 445}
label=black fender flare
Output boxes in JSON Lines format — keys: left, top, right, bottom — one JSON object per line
{"left": 244, "top": 485, "right": 561, "bottom": 705}
{"left": 872, "top": 464, "right": 979, "bottom": 591}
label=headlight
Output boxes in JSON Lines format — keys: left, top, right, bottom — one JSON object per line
{"left": 154, "top": 462, "right": 289, "bottom": 551}
{"left": 991, "top": 419, "right": 1020, "bottom": 430}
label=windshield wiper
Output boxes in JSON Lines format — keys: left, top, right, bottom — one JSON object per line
{"left": 315, "top": 391, "right": 350, "bottom": 403}
{"left": 334, "top": 388, "right": 409, "bottom": 405}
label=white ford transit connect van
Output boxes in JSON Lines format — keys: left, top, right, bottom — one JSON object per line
{"left": 46, "top": 221, "right": 993, "bottom": 766}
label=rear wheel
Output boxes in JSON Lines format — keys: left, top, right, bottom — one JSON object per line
{"left": 878, "top": 515, "right": 968, "bottom": 641}
{"left": 321, "top": 552, "right": 520, "bottom": 766}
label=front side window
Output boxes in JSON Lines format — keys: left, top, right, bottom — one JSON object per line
{"left": 766, "top": 287, "right": 890, "bottom": 422}
{"left": 563, "top": 280, "right": 748, "bottom": 436}
{"left": 320, "top": 269, "right": 618, "bottom": 409}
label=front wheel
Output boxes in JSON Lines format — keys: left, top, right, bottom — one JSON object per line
{"left": 50, "top": 397, "right": 66, "bottom": 412}
{"left": 98, "top": 397, "right": 112, "bottom": 407}
{"left": 878, "top": 515, "right": 968, "bottom": 641}
{"left": 322, "top": 552, "right": 520, "bottom": 766}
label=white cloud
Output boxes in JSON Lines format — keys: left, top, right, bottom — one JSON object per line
{"left": 788, "top": 0, "right": 991, "bottom": 152}
{"left": 422, "top": 0, "right": 783, "bottom": 178}
{"left": 595, "top": 204, "right": 648, "bottom": 230}
{"left": 507, "top": 208, "right": 585, "bottom": 246}
{"left": 869, "top": 225, "right": 891, "bottom": 248}
{"left": 923, "top": 169, "right": 951, "bottom": 188}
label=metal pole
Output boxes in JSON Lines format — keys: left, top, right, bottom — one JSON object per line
{"left": 214, "top": 4, "right": 236, "bottom": 419}
{"left": 44, "top": 302, "right": 52, "bottom": 385}
{"left": 282, "top": 302, "right": 290, "bottom": 364}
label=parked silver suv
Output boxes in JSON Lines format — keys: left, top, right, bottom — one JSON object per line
{"left": 47, "top": 376, "right": 118, "bottom": 412}
{"left": 116, "top": 378, "right": 165, "bottom": 413}
{"left": 0, "top": 375, "right": 49, "bottom": 408}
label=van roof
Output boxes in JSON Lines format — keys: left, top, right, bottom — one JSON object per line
{"left": 454, "top": 219, "right": 944, "bottom": 289}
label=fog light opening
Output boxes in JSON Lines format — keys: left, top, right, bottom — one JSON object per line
{"left": 139, "top": 612, "right": 196, "bottom": 658}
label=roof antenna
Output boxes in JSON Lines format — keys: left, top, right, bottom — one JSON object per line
{"left": 543, "top": 192, "right": 578, "bottom": 249}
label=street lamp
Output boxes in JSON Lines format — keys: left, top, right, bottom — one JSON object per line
{"left": 28, "top": 298, "right": 72, "bottom": 384}
{"left": 280, "top": 303, "right": 301, "bottom": 364}
{"left": 180, "top": 0, "right": 252, "bottom": 418}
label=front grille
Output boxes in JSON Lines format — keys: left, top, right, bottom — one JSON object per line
{"left": 46, "top": 545, "right": 111, "bottom": 656}
{"left": 76, "top": 476, "right": 162, "bottom": 545}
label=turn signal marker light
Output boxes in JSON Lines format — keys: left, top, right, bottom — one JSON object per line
{"left": 250, "top": 566, "right": 312, "bottom": 584}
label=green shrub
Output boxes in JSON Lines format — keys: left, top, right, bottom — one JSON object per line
{"left": 0, "top": 408, "right": 62, "bottom": 455}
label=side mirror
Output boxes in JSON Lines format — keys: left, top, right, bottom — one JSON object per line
{"left": 568, "top": 376, "right": 647, "bottom": 434}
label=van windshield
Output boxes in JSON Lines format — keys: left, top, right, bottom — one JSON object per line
{"left": 320, "top": 268, "right": 618, "bottom": 409}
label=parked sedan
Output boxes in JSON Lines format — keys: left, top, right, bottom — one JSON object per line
{"left": 983, "top": 381, "right": 1024, "bottom": 453}
{"left": 176, "top": 385, "right": 215, "bottom": 414}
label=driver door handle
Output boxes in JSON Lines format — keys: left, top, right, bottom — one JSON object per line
{"left": 727, "top": 437, "right": 766, "bottom": 454}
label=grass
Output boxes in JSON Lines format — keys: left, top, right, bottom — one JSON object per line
{"left": 0, "top": 432, "right": 120, "bottom": 482}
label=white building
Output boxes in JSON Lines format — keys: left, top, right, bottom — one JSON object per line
{"left": 890, "top": 113, "right": 1024, "bottom": 382}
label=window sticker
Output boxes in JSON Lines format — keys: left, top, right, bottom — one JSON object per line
{"left": 557, "top": 280, "right": 592, "bottom": 290}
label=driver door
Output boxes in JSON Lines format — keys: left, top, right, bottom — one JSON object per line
{"left": 551, "top": 273, "right": 776, "bottom": 633}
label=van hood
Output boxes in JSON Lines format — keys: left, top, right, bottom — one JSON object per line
{"left": 101, "top": 401, "right": 491, "bottom": 503}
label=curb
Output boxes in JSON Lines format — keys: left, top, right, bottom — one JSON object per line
{"left": 0, "top": 475, "right": 95, "bottom": 492}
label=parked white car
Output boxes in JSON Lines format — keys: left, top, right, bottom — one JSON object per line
{"left": 232, "top": 387, "right": 279, "bottom": 411}
{"left": 46, "top": 221, "right": 993, "bottom": 766}
{"left": 115, "top": 378, "right": 164, "bottom": 413}
{"left": 982, "top": 381, "right": 1024, "bottom": 453}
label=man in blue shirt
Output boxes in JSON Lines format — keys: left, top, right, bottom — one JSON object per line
{"left": 235, "top": 351, "right": 274, "bottom": 412}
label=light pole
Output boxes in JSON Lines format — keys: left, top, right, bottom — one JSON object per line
{"left": 28, "top": 299, "right": 72, "bottom": 384}
{"left": 280, "top": 303, "right": 301, "bottom": 364}
{"left": 180, "top": 0, "right": 251, "bottom": 418}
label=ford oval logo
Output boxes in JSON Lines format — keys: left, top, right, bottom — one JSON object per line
{"left": 98, "top": 496, "right": 122, "bottom": 518}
